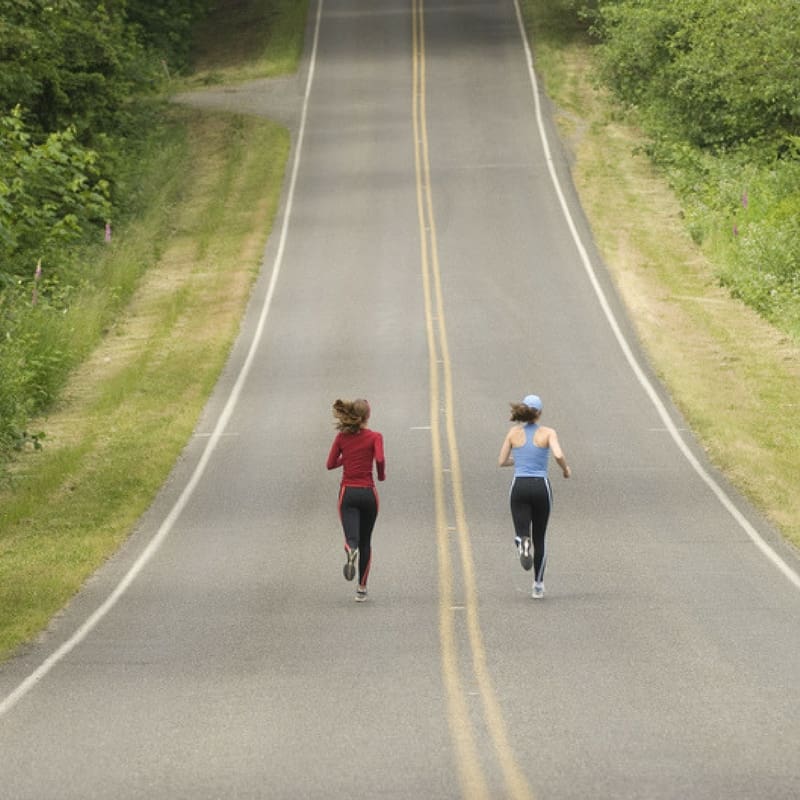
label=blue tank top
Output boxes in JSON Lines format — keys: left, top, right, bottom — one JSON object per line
{"left": 513, "top": 424, "right": 549, "bottom": 478}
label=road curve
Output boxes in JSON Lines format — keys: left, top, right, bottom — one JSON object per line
{"left": 1, "top": 1, "right": 798, "bottom": 798}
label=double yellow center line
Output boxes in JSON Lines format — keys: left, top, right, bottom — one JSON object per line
{"left": 411, "top": 1, "right": 535, "bottom": 798}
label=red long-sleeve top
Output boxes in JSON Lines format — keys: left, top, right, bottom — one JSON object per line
{"left": 326, "top": 429, "right": 386, "bottom": 488}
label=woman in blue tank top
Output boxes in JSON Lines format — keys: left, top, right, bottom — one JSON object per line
{"left": 498, "top": 394, "right": 571, "bottom": 598}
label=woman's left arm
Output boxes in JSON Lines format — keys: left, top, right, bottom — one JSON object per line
{"left": 548, "top": 430, "right": 571, "bottom": 478}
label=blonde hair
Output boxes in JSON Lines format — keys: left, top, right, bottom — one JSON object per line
{"left": 333, "top": 398, "right": 371, "bottom": 433}
{"left": 509, "top": 402, "right": 541, "bottom": 424}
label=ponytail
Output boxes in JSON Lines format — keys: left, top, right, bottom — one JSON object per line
{"left": 333, "top": 398, "right": 371, "bottom": 433}
{"left": 509, "top": 402, "right": 540, "bottom": 423}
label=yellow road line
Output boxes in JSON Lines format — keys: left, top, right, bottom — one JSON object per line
{"left": 411, "top": 1, "right": 535, "bottom": 798}
{"left": 412, "top": 1, "right": 489, "bottom": 796}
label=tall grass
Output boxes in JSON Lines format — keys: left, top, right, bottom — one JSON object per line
{"left": 639, "top": 140, "right": 800, "bottom": 341}
{"left": 704, "top": 157, "right": 800, "bottom": 339}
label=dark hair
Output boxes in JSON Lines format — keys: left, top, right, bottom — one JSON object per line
{"left": 509, "top": 402, "right": 540, "bottom": 423}
{"left": 333, "top": 398, "right": 371, "bottom": 433}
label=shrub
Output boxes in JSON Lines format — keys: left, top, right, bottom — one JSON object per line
{"left": 590, "top": 0, "right": 800, "bottom": 151}
{"left": 0, "top": 107, "right": 111, "bottom": 284}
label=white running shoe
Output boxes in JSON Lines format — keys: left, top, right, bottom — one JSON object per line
{"left": 355, "top": 586, "right": 368, "bottom": 602}
{"left": 343, "top": 547, "right": 358, "bottom": 581}
{"left": 532, "top": 582, "right": 545, "bottom": 599}
{"left": 520, "top": 538, "right": 534, "bottom": 572}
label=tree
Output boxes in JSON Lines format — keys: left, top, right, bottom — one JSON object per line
{"left": 0, "top": 0, "right": 158, "bottom": 141}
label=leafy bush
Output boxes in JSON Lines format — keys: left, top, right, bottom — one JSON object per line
{"left": 590, "top": 0, "right": 800, "bottom": 151}
{"left": 0, "top": 0, "right": 160, "bottom": 143}
{"left": 583, "top": 0, "right": 800, "bottom": 340}
{"left": 715, "top": 154, "right": 800, "bottom": 334}
{"left": 0, "top": 107, "right": 111, "bottom": 282}
{"left": 0, "top": 105, "right": 110, "bottom": 458}
{"left": 723, "top": 218, "right": 800, "bottom": 322}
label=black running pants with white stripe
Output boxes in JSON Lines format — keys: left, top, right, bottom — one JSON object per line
{"left": 509, "top": 476, "right": 552, "bottom": 582}
{"left": 338, "top": 486, "right": 378, "bottom": 585}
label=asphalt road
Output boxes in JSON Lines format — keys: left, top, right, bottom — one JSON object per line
{"left": 1, "top": 1, "right": 799, "bottom": 798}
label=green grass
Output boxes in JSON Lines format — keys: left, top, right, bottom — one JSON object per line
{"left": 0, "top": 109, "right": 290, "bottom": 659}
{"left": 0, "top": 0, "right": 302, "bottom": 662}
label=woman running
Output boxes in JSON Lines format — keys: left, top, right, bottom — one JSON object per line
{"left": 498, "top": 394, "right": 570, "bottom": 598}
{"left": 326, "top": 398, "right": 386, "bottom": 602}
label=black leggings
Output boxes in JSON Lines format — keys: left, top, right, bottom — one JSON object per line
{"left": 338, "top": 486, "right": 379, "bottom": 586}
{"left": 509, "top": 477, "right": 552, "bottom": 582}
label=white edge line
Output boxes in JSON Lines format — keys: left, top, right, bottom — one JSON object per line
{"left": 0, "top": 0, "right": 325, "bottom": 719}
{"left": 511, "top": 0, "right": 800, "bottom": 591}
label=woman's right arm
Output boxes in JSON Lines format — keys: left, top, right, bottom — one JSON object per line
{"left": 326, "top": 436, "right": 343, "bottom": 470}
{"left": 374, "top": 433, "right": 386, "bottom": 481}
{"left": 498, "top": 431, "right": 514, "bottom": 467}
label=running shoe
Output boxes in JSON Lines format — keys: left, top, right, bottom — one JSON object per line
{"left": 532, "top": 582, "right": 545, "bottom": 599}
{"left": 520, "top": 537, "right": 533, "bottom": 571}
{"left": 343, "top": 547, "right": 358, "bottom": 581}
{"left": 355, "top": 586, "right": 368, "bottom": 602}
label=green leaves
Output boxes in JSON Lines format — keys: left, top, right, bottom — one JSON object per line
{"left": 2, "top": 0, "right": 145, "bottom": 140}
{"left": 591, "top": 0, "right": 800, "bottom": 150}
{"left": 586, "top": 0, "right": 800, "bottom": 340}
{"left": 0, "top": 107, "right": 111, "bottom": 276}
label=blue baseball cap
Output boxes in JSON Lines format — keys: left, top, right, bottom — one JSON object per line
{"left": 523, "top": 394, "right": 542, "bottom": 411}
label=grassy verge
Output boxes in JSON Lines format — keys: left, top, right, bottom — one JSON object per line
{"left": 187, "top": 0, "right": 309, "bottom": 86}
{"left": 519, "top": 1, "right": 800, "bottom": 549}
{"left": 0, "top": 109, "right": 289, "bottom": 660}
{"left": 0, "top": 1, "right": 302, "bottom": 662}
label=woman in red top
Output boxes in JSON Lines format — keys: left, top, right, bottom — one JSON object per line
{"left": 326, "top": 398, "right": 386, "bottom": 601}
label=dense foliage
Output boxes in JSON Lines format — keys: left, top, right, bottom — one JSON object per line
{"left": 583, "top": 0, "right": 800, "bottom": 336}
{"left": 588, "top": 0, "right": 799, "bottom": 151}
{"left": 0, "top": 0, "right": 212, "bottom": 462}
